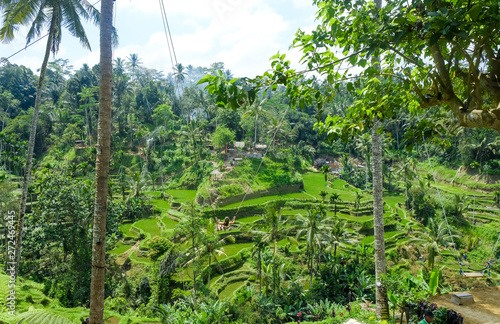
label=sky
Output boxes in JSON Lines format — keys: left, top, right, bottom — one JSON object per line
{"left": 0, "top": 0, "right": 319, "bottom": 78}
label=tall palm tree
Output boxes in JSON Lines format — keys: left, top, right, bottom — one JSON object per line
{"left": 128, "top": 170, "right": 150, "bottom": 197}
{"left": 252, "top": 204, "right": 293, "bottom": 300}
{"left": 243, "top": 98, "right": 271, "bottom": 144}
{"left": 113, "top": 57, "right": 126, "bottom": 76}
{"left": 293, "top": 207, "right": 333, "bottom": 288}
{"left": 354, "top": 191, "right": 363, "bottom": 215}
{"left": 396, "top": 156, "right": 415, "bottom": 207}
{"left": 251, "top": 233, "right": 268, "bottom": 295}
{"left": 0, "top": 0, "right": 99, "bottom": 280}
{"left": 173, "top": 63, "right": 187, "bottom": 84}
{"left": 329, "top": 193, "right": 341, "bottom": 216}
{"left": 89, "top": 0, "right": 114, "bottom": 322}
{"left": 186, "top": 219, "right": 235, "bottom": 288}
{"left": 127, "top": 53, "right": 142, "bottom": 81}
{"left": 327, "top": 218, "right": 356, "bottom": 257}
{"left": 266, "top": 116, "right": 293, "bottom": 149}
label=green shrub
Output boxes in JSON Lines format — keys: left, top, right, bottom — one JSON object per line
{"left": 147, "top": 236, "right": 173, "bottom": 261}
{"left": 218, "top": 184, "right": 245, "bottom": 198}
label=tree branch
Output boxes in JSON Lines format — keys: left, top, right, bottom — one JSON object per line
{"left": 430, "top": 42, "right": 455, "bottom": 98}
{"left": 388, "top": 45, "right": 441, "bottom": 94}
{"left": 297, "top": 50, "right": 364, "bottom": 75}
{"left": 450, "top": 39, "right": 481, "bottom": 104}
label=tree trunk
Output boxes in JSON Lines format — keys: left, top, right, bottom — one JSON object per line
{"left": 89, "top": 0, "right": 113, "bottom": 323}
{"left": 254, "top": 116, "right": 258, "bottom": 144}
{"left": 309, "top": 248, "right": 313, "bottom": 289}
{"left": 366, "top": 154, "right": 369, "bottom": 191}
{"left": 372, "top": 119, "right": 390, "bottom": 319}
{"left": 258, "top": 252, "right": 262, "bottom": 295}
{"left": 14, "top": 12, "right": 57, "bottom": 280}
{"left": 404, "top": 171, "right": 409, "bottom": 208}
{"left": 372, "top": 0, "right": 390, "bottom": 318}
{"left": 207, "top": 254, "right": 212, "bottom": 288}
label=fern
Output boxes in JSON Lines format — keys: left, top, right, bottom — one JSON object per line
{"left": 0, "top": 312, "right": 17, "bottom": 324}
{"left": 15, "top": 309, "right": 77, "bottom": 324}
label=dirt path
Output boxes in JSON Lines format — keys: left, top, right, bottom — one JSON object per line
{"left": 115, "top": 241, "right": 141, "bottom": 266}
{"left": 429, "top": 286, "right": 500, "bottom": 324}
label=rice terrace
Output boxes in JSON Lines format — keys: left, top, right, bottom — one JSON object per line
{"left": 0, "top": 0, "right": 499, "bottom": 323}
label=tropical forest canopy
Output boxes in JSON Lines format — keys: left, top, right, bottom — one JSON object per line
{"left": 0, "top": 0, "right": 499, "bottom": 323}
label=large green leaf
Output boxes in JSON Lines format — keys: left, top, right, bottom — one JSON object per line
{"left": 428, "top": 267, "right": 439, "bottom": 296}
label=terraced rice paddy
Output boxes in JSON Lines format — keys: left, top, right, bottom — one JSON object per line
{"left": 110, "top": 173, "right": 500, "bottom": 301}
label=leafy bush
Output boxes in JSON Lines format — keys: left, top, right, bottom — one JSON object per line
{"left": 147, "top": 236, "right": 173, "bottom": 261}
{"left": 122, "top": 196, "right": 153, "bottom": 222}
{"left": 218, "top": 183, "right": 245, "bottom": 198}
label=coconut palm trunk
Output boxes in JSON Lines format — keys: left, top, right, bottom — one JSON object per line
{"left": 89, "top": 0, "right": 113, "bottom": 322}
{"left": 13, "top": 16, "right": 55, "bottom": 280}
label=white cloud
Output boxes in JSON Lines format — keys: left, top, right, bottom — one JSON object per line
{"left": 118, "top": 0, "right": 219, "bottom": 18}
{"left": 2, "top": 0, "right": 318, "bottom": 79}
{"left": 121, "top": 0, "right": 305, "bottom": 77}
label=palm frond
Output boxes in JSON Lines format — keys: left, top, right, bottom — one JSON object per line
{"left": 16, "top": 308, "right": 77, "bottom": 324}
{"left": 25, "top": 2, "right": 48, "bottom": 44}
{"left": 61, "top": 0, "right": 90, "bottom": 50}
{"left": 0, "top": 0, "right": 38, "bottom": 41}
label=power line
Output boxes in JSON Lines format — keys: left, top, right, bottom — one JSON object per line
{"left": 158, "top": 0, "right": 184, "bottom": 100}
{"left": 158, "top": 0, "right": 176, "bottom": 75}
{"left": 0, "top": 34, "right": 48, "bottom": 65}
{"left": 0, "top": 0, "right": 102, "bottom": 65}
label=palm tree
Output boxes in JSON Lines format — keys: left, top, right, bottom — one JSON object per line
{"left": 267, "top": 116, "right": 293, "bottom": 149}
{"left": 408, "top": 218, "right": 458, "bottom": 270}
{"left": 397, "top": 156, "right": 415, "bottom": 208}
{"left": 113, "top": 57, "right": 126, "bottom": 76}
{"left": 127, "top": 53, "right": 142, "bottom": 81}
{"left": 321, "top": 164, "right": 331, "bottom": 187}
{"left": 187, "top": 219, "right": 235, "bottom": 288}
{"left": 128, "top": 170, "right": 150, "bottom": 197}
{"left": 184, "top": 120, "right": 203, "bottom": 161}
{"left": 354, "top": 191, "right": 363, "bottom": 215}
{"left": 293, "top": 207, "right": 334, "bottom": 288}
{"left": 356, "top": 132, "right": 372, "bottom": 191}
{"left": 329, "top": 193, "right": 341, "bottom": 216}
{"left": 453, "top": 194, "right": 469, "bottom": 219}
{"left": 252, "top": 204, "right": 293, "bottom": 300}
{"left": 89, "top": 0, "right": 114, "bottom": 322}
{"left": 251, "top": 234, "right": 268, "bottom": 295}
{"left": 173, "top": 63, "right": 187, "bottom": 84}
{"left": 0, "top": 0, "right": 100, "bottom": 280}
{"left": 243, "top": 98, "right": 271, "bottom": 144}
{"left": 113, "top": 71, "right": 132, "bottom": 135}
{"left": 327, "top": 218, "right": 356, "bottom": 257}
